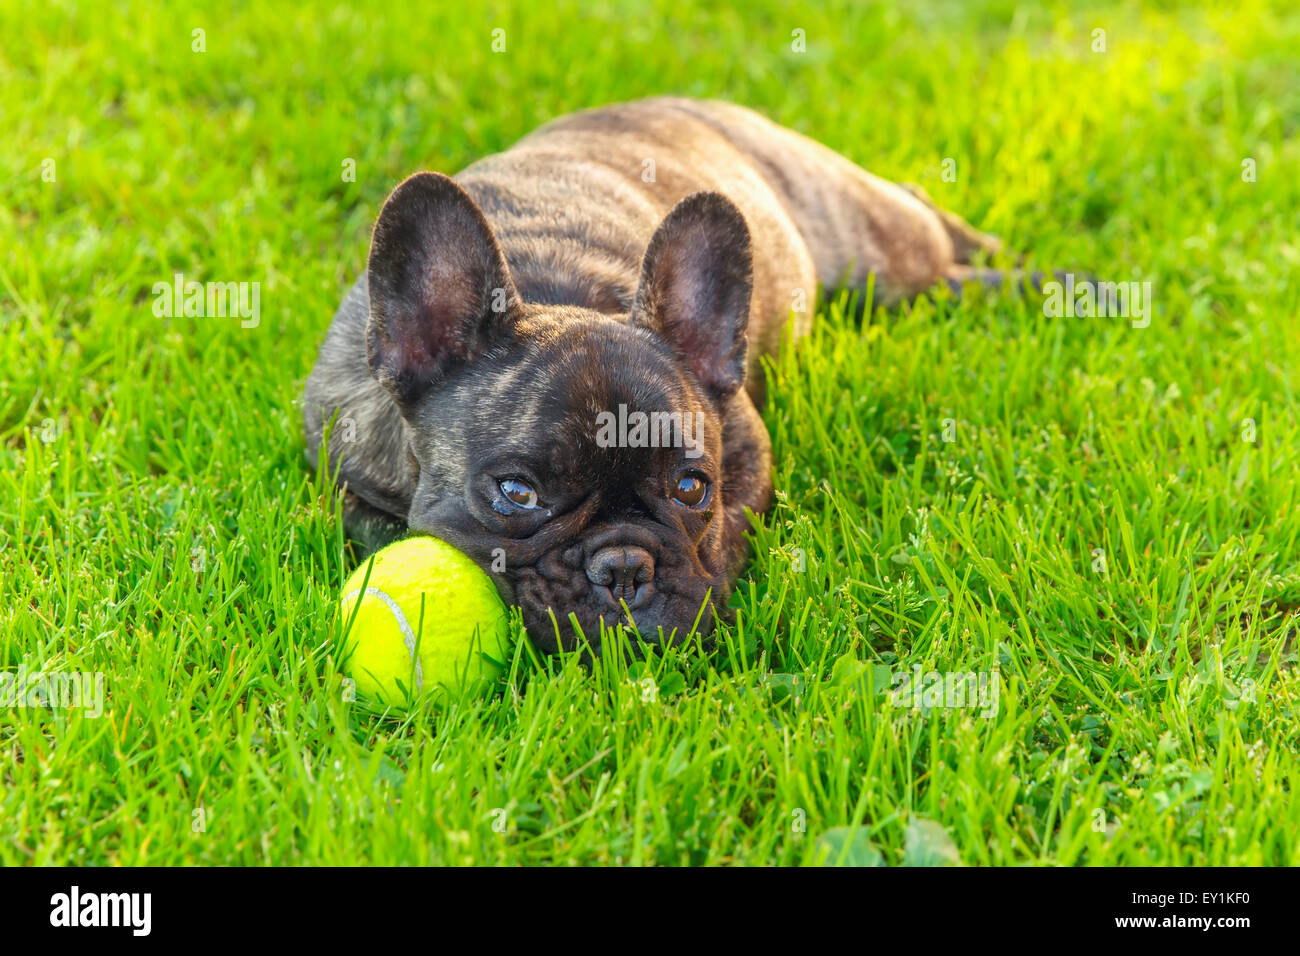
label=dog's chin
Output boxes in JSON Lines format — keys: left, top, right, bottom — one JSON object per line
{"left": 517, "top": 600, "right": 721, "bottom": 655}
{"left": 511, "top": 575, "right": 723, "bottom": 655}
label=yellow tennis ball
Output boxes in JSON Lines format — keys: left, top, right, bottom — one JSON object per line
{"left": 338, "top": 536, "right": 510, "bottom": 705}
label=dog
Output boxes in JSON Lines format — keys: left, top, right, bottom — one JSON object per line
{"left": 302, "top": 97, "right": 1004, "bottom": 653}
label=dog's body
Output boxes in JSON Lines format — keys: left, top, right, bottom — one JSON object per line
{"left": 303, "top": 97, "right": 1001, "bottom": 651}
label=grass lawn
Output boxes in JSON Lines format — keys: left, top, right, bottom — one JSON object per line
{"left": 3, "top": 0, "right": 1298, "bottom": 866}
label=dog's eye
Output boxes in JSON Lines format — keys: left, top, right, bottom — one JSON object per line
{"left": 499, "top": 477, "right": 540, "bottom": 509}
{"left": 672, "top": 472, "right": 710, "bottom": 508}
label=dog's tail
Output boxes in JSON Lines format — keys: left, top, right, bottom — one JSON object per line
{"left": 899, "top": 183, "right": 1089, "bottom": 301}
{"left": 942, "top": 266, "right": 1083, "bottom": 299}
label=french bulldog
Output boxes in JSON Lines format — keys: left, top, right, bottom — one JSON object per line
{"left": 302, "top": 97, "right": 1004, "bottom": 653}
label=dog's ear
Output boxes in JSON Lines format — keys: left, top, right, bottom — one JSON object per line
{"left": 366, "top": 172, "right": 521, "bottom": 408}
{"left": 631, "top": 191, "right": 753, "bottom": 404}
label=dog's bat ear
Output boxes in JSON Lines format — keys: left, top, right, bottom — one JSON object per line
{"left": 365, "top": 172, "right": 521, "bottom": 408}
{"left": 631, "top": 191, "right": 753, "bottom": 404}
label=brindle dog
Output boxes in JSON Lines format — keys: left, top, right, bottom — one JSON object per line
{"left": 303, "top": 97, "right": 1003, "bottom": 652}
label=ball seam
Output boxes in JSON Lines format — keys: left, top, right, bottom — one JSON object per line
{"left": 341, "top": 586, "right": 426, "bottom": 692}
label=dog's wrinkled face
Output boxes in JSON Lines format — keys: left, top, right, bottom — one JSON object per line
{"left": 364, "top": 173, "right": 754, "bottom": 652}
{"left": 403, "top": 313, "right": 732, "bottom": 650}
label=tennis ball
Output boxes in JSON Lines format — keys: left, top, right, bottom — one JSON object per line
{"left": 338, "top": 536, "right": 510, "bottom": 705}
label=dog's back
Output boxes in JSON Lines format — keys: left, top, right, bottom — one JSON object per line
{"left": 455, "top": 97, "right": 974, "bottom": 352}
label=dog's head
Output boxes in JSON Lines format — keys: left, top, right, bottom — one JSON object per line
{"left": 364, "top": 172, "right": 759, "bottom": 652}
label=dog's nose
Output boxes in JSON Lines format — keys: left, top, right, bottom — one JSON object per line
{"left": 585, "top": 546, "right": 655, "bottom": 608}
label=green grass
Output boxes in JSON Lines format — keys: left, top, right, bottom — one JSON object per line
{"left": 3, "top": 0, "right": 1298, "bottom": 865}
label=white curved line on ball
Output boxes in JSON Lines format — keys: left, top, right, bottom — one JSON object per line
{"left": 342, "top": 586, "right": 425, "bottom": 691}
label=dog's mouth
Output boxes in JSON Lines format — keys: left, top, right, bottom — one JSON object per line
{"left": 499, "top": 526, "right": 726, "bottom": 653}
{"left": 413, "top": 514, "right": 728, "bottom": 653}
{"left": 516, "top": 592, "right": 724, "bottom": 655}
